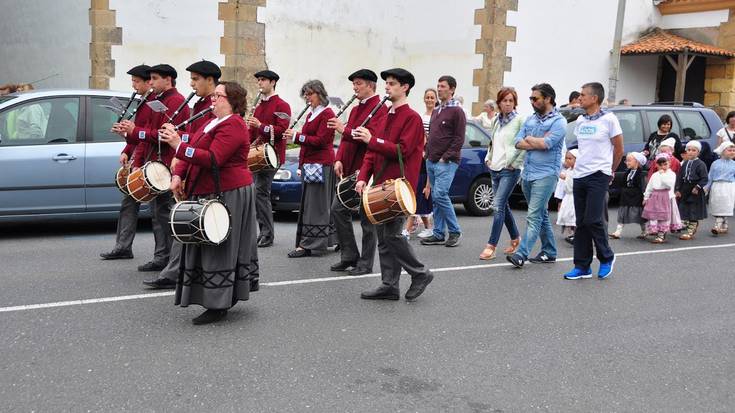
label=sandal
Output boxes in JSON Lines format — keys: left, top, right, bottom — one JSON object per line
{"left": 287, "top": 248, "right": 311, "bottom": 258}
{"left": 679, "top": 233, "right": 693, "bottom": 240}
{"left": 651, "top": 236, "right": 666, "bottom": 244}
{"left": 479, "top": 245, "right": 496, "bottom": 260}
{"left": 503, "top": 238, "right": 521, "bottom": 255}
{"left": 609, "top": 232, "right": 621, "bottom": 239}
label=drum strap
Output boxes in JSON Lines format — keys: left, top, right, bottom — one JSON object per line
{"left": 184, "top": 152, "right": 222, "bottom": 199}
{"left": 375, "top": 144, "right": 404, "bottom": 182}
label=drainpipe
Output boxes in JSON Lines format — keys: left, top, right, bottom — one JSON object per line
{"left": 608, "top": 0, "right": 627, "bottom": 103}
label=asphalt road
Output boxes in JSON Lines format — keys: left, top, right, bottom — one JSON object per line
{"left": 1, "top": 207, "right": 734, "bottom": 412}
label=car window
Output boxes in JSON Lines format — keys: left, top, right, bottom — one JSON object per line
{"left": 675, "top": 110, "right": 710, "bottom": 140}
{"left": 645, "top": 110, "right": 680, "bottom": 136}
{"left": 465, "top": 122, "right": 490, "bottom": 148}
{"left": 0, "top": 97, "right": 79, "bottom": 146}
{"left": 90, "top": 96, "right": 128, "bottom": 142}
{"left": 613, "top": 111, "right": 645, "bottom": 144}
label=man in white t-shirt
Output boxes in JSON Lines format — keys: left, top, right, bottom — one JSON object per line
{"left": 563, "top": 82, "right": 624, "bottom": 280}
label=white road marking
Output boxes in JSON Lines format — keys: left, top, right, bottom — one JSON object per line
{"left": 1, "top": 243, "right": 733, "bottom": 314}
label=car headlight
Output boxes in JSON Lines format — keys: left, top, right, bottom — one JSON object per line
{"left": 273, "top": 168, "right": 292, "bottom": 181}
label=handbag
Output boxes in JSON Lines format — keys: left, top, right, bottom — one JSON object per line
{"left": 302, "top": 163, "right": 324, "bottom": 184}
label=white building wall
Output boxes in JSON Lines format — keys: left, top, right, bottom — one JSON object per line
{"left": 505, "top": 0, "right": 662, "bottom": 111}
{"left": 0, "top": 0, "right": 89, "bottom": 89}
{"left": 109, "top": 0, "right": 224, "bottom": 92}
{"left": 259, "top": 0, "right": 483, "bottom": 114}
{"left": 617, "top": 55, "right": 659, "bottom": 104}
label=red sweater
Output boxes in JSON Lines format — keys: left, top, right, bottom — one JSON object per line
{"left": 173, "top": 115, "right": 253, "bottom": 196}
{"left": 250, "top": 94, "right": 291, "bottom": 163}
{"left": 121, "top": 93, "right": 154, "bottom": 157}
{"left": 358, "top": 103, "right": 425, "bottom": 189}
{"left": 131, "top": 88, "right": 191, "bottom": 168}
{"left": 294, "top": 107, "right": 336, "bottom": 166}
{"left": 336, "top": 95, "right": 388, "bottom": 176}
{"left": 426, "top": 104, "right": 466, "bottom": 163}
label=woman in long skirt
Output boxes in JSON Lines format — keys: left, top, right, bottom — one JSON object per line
{"left": 160, "top": 81, "right": 258, "bottom": 325}
{"left": 284, "top": 80, "right": 337, "bottom": 257}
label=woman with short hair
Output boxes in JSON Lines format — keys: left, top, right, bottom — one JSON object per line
{"left": 284, "top": 80, "right": 337, "bottom": 257}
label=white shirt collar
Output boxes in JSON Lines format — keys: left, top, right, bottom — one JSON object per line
{"left": 306, "top": 105, "right": 326, "bottom": 122}
{"left": 203, "top": 114, "right": 232, "bottom": 134}
{"left": 261, "top": 93, "right": 277, "bottom": 102}
{"left": 360, "top": 94, "right": 377, "bottom": 105}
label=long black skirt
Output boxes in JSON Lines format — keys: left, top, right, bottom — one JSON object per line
{"left": 297, "top": 165, "right": 336, "bottom": 253}
{"left": 678, "top": 183, "right": 708, "bottom": 221}
{"left": 175, "top": 185, "right": 259, "bottom": 310}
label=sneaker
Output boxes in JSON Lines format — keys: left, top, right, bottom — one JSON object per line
{"left": 528, "top": 252, "right": 556, "bottom": 264}
{"left": 445, "top": 232, "right": 461, "bottom": 247}
{"left": 506, "top": 253, "right": 524, "bottom": 268}
{"left": 401, "top": 229, "right": 410, "bottom": 240}
{"left": 563, "top": 267, "right": 593, "bottom": 280}
{"left": 598, "top": 256, "right": 615, "bottom": 279}
{"left": 420, "top": 235, "right": 445, "bottom": 245}
{"left": 417, "top": 229, "right": 434, "bottom": 239}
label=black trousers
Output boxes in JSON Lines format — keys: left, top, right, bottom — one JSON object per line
{"left": 254, "top": 169, "right": 277, "bottom": 242}
{"left": 330, "top": 196, "right": 376, "bottom": 270}
{"left": 376, "top": 216, "right": 429, "bottom": 288}
{"left": 150, "top": 193, "right": 174, "bottom": 265}
{"left": 113, "top": 195, "right": 140, "bottom": 251}
{"left": 572, "top": 171, "right": 615, "bottom": 269}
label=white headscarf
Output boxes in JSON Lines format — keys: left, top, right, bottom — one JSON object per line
{"left": 715, "top": 140, "right": 735, "bottom": 155}
{"left": 660, "top": 137, "right": 676, "bottom": 148}
{"left": 685, "top": 140, "right": 701, "bottom": 151}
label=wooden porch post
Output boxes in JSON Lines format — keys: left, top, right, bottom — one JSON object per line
{"left": 665, "top": 50, "right": 696, "bottom": 102}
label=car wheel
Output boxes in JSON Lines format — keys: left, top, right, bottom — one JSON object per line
{"left": 464, "top": 176, "right": 494, "bottom": 216}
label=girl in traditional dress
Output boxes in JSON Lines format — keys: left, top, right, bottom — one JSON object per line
{"left": 284, "top": 80, "right": 337, "bottom": 257}
{"left": 675, "top": 140, "right": 709, "bottom": 240}
{"left": 705, "top": 141, "right": 735, "bottom": 235}
{"left": 610, "top": 152, "right": 647, "bottom": 239}
{"left": 160, "top": 81, "right": 258, "bottom": 325}
{"left": 642, "top": 154, "right": 682, "bottom": 243}
{"left": 556, "top": 149, "right": 578, "bottom": 242}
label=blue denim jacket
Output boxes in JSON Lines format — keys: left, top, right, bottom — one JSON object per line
{"left": 514, "top": 109, "right": 567, "bottom": 181}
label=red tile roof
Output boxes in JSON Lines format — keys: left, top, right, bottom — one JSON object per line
{"left": 621, "top": 28, "right": 735, "bottom": 57}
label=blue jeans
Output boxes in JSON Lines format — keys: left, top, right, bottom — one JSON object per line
{"left": 426, "top": 159, "right": 461, "bottom": 239}
{"left": 516, "top": 175, "right": 558, "bottom": 259}
{"left": 488, "top": 168, "right": 520, "bottom": 245}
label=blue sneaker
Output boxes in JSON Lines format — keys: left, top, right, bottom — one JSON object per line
{"left": 598, "top": 256, "right": 616, "bottom": 279}
{"left": 563, "top": 267, "right": 593, "bottom": 280}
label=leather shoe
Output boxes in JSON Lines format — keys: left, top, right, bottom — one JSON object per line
{"left": 250, "top": 279, "right": 260, "bottom": 292}
{"left": 287, "top": 248, "right": 311, "bottom": 258}
{"left": 137, "top": 261, "right": 166, "bottom": 272}
{"left": 360, "top": 285, "right": 399, "bottom": 300}
{"left": 330, "top": 260, "right": 357, "bottom": 272}
{"left": 142, "top": 278, "right": 176, "bottom": 289}
{"left": 257, "top": 238, "right": 273, "bottom": 248}
{"left": 192, "top": 309, "right": 228, "bottom": 325}
{"left": 100, "top": 249, "right": 133, "bottom": 260}
{"left": 405, "top": 271, "right": 434, "bottom": 301}
{"left": 347, "top": 267, "right": 371, "bottom": 276}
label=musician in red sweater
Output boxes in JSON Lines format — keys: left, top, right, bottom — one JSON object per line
{"left": 284, "top": 80, "right": 336, "bottom": 258}
{"left": 158, "top": 81, "right": 259, "bottom": 325}
{"left": 144, "top": 59, "right": 220, "bottom": 290}
{"left": 354, "top": 68, "right": 434, "bottom": 301}
{"left": 326, "top": 69, "right": 387, "bottom": 276}
{"left": 117, "top": 64, "right": 190, "bottom": 273}
{"left": 246, "top": 70, "right": 291, "bottom": 248}
{"left": 101, "top": 64, "right": 153, "bottom": 261}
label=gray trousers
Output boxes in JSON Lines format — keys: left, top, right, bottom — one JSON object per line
{"left": 254, "top": 169, "right": 277, "bottom": 241}
{"left": 150, "top": 193, "right": 173, "bottom": 265}
{"left": 331, "top": 195, "right": 376, "bottom": 270}
{"left": 376, "top": 216, "right": 429, "bottom": 288}
{"left": 114, "top": 195, "right": 140, "bottom": 252}
{"left": 158, "top": 240, "right": 182, "bottom": 281}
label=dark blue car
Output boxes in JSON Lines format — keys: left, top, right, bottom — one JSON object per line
{"left": 270, "top": 120, "right": 497, "bottom": 216}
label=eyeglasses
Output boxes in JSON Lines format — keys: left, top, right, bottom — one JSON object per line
{"left": 213, "top": 93, "right": 228, "bottom": 99}
{"left": 529, "top": 96, "right": 541, "bottom": 102}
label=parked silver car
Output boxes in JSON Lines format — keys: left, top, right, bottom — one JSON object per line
{"left": 0, "top": 89, "right": 150, "bottom": 223}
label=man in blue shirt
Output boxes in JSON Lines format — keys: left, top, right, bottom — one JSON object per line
{"left": 507, "top": 83, "right": 566, "bottom": 268}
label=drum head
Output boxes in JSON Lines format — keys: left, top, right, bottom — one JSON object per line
{"left": 396, "top": 179, "right": 416, "bottom": 215}
{"left": 203, "top": 201, "right": 230, "bottom": 244}
{"left": 147, "top": 162, "right": 172, "bottom": 191}
{"left": 264, "top": 144, "right": 278, "bottom": 167}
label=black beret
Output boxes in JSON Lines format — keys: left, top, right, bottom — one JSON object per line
{"left": 380, "top": 68, "right": 415, "bottom": 90}
{"left": 348, "top": 69, "right": 378, "bottom": 83}
{"left": 147, "top": 64, "right": 177, "bottom": 79}
{"left": 186, "top": 60, "right": 221, "bottom": 79}
{"left": 254, "top": 70, "right": 279, "bottom": 81}
{"left": 127, "top": 64, "right": 151, "bottom": 80}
